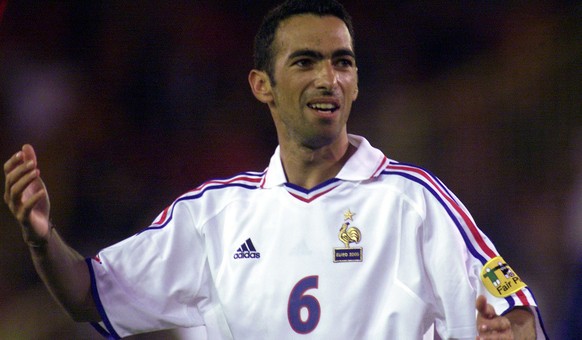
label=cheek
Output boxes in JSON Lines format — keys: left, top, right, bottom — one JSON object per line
{"left": 340, "top": 74, "right": 358, "bottom": 97}
{"left": 275, "top": 84, "right": 302, "bottom": 106}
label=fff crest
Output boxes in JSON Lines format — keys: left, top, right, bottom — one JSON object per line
{"left": 333, "top": 209, "right": 363, "bottom": 263}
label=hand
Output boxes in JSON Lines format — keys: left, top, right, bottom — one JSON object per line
{"left": 4, "top": 144, "right": 52, "bottom": 246}
{"left": 476, "top": 294, "right": 513, "bottom": 339}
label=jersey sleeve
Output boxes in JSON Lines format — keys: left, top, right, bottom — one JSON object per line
{"left": 87, "top": 200, "right": 213, "bottom": 338}
{"left": 419, "top": 179, "right": 547, "bottom": 339}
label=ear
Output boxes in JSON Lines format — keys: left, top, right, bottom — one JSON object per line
{"left": 248, "top": 69, "right": 273, "bottom": 104}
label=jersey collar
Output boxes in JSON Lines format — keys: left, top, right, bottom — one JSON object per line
{"left": 261, "top": 134, "right": 387, "bottom": 189}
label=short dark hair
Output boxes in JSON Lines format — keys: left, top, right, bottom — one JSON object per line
{"left": 253, "top": 0, "right": 355, "bottom": 84}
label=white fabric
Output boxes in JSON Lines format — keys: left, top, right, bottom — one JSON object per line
{"left": 89, "top": 134, "right": 545, "bottom": 339}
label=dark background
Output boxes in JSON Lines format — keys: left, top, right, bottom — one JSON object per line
{"left": 1, "top": 1, "right": 580, "bottom": 338}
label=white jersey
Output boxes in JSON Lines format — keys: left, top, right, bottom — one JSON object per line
{"left": 88, "top": 134, "right": 547, "bottom": 339}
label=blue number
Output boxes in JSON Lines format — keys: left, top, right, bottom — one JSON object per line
{"left": 288, "top": 275, "right": 320, "bottom": 334}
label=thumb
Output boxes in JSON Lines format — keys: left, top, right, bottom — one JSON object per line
{"left": 21, "top": 144, "right": 38, "bottom": 165}
{"left": 476, "top": 295, "right": 496, "bottom": 319}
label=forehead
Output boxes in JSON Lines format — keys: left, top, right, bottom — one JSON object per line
{"left": 274, "top": 14, "right": 353, "bottom": 58}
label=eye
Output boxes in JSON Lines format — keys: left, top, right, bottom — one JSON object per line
{"left": 335, "top": 58, "right": 354, "bottom": 68}
{"left": 293, "top": 58, "right": 314, "bottom": 68}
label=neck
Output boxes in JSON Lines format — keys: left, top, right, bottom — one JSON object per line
{"left": 279, "top": 134, "right": 355, "bottom": 190}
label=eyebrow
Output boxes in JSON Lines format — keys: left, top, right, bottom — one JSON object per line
{"left": 287, "top": 48, "right": 356, "bottom": 61}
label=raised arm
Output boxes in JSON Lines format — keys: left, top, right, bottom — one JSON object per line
{"left": 476, "top": 294, "right": 536, "bottom": 339}
{"left": 3, "top": 144, "right": 100, "bottom": 322}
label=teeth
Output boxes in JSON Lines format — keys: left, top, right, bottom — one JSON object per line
{"left": 309, "top": 103, "right": 336, "bottom": 110}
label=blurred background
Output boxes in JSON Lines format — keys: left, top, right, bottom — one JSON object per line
{"left": 0, "top": 1, "right": 580, "bottom": 339}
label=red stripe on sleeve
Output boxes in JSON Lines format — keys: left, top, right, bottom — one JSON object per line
{"left": 153, "top": 206, "right": 170, "bottom": 225}
{"left": 515, "top": 290, "right": 531, "bottom": 306}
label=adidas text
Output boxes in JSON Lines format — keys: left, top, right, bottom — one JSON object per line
{"left": 233, "top": 252, "right": 261, "bottom": 259}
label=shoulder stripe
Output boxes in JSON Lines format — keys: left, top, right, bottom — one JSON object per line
{"left": 384, "top": 170, "right": 489, "bottom": 264}
{"left": 383, "top": 161, "right": 497, "bottom": 262}
{"left": 152, "top": 206, "right": 171, "bottom": 225}
{"left": 188, "top": 171, "right": 264, "bottom": 194}
{"left": 382, "top": 162, "right": 539, "bottom": 308}
{"left": 371, "top": 156, "right": 389, "bottom": 178}
{"left": 144, "top": 172, "right": 264, "bottom": 231}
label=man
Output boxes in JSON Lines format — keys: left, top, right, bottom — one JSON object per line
{"left": 3, "top": 0, "right": 546, "bottom": 338}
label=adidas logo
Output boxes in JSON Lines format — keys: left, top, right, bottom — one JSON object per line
{"left": 233, "top": 238, "right": 261, "bottom": 259}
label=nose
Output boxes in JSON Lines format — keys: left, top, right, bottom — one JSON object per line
{"left": 314, "top": 61, "right": 338, "bottom": 91}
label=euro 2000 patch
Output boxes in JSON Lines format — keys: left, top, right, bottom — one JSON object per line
{"left": 481, "top": 256, "right": 527, "bottom": 298}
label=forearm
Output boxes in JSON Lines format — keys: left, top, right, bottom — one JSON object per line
{"left": 506, "top": 306, "right": 536, "bottom": 339}
{"left": 29, "top": 227, "right": 100, "bottom": 322}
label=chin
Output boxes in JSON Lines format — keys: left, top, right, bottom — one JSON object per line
{"left": 301, "top": 132, "right": 341, "bottom": 150}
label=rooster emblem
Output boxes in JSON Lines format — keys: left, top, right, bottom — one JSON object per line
{"left": 333, "top": 209, "right": 363, "bottom": 262}
{"left": 339, "top": 222, "right": 361, "bottom": 248}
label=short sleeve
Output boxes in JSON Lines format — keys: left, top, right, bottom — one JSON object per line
{"left": 420, "top": 185, "right": 546, "bottom": 339}
{"left": 87, "top": 201, "right": 212, "bottom": 338}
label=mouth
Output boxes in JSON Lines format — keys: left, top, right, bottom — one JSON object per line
{"left": 307, "top": 101, "right": 339, "bottom": 114}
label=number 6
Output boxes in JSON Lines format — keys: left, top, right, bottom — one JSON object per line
{"left": 288, "top": 275, "right": 320, "bottom": 334}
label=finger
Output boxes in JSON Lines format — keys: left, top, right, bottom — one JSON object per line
{"left": 3, "top": 147, "right": 35, "bottom": 201}
{"left": 5, "top": 144, "right": 38, "bottom": 184}
{"left": 3, "top": 150, "right": 24, "bottom": 175}
{"left": 5, "top": 164, "right": 39, "bottom": 209}
{"left": 4, "top": 158, "right": 34, "bottom": 203}
{"left": 4, "top": 151, "right": 24, "bottom": 199}
{"left": 5, "top": 158, "right": 37, "bottom": 192}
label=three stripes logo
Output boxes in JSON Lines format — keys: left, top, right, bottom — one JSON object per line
{"left": 233, "top": 238, "right": 261, "bottom": 259}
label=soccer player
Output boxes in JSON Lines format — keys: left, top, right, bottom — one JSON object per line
{"left": 3, "top": 0, "right": 546, "bottom": 338}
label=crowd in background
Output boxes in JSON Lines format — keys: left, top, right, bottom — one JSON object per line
{"left": 0, "top": 1, "right": 580, "bottom": 338}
